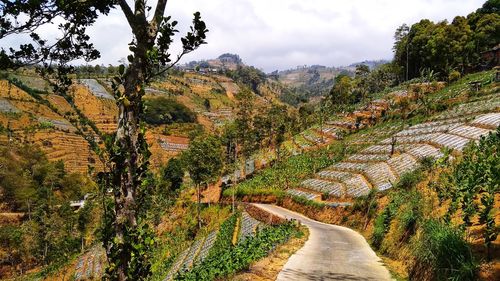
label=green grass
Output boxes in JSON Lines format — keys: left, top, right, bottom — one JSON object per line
{"left": 411, "top": 219, "right": 477, "bottom": 281}
{"left": 223, "top": 142, "right": 347, "bottom": 198}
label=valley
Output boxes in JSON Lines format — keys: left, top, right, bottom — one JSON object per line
{"left": 0, "top": 0, "right": 499, "bottom": 281}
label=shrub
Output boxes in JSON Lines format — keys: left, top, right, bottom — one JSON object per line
{"left": 394, "top": 169, "right": 423, "bottom": 190}
{"left": 411, "top": 219, "right": 477, "bottom": 281}
{"left": 448, "top": 70, "right": 461, "bottom": 83}
{"left": 39, "top": 121, "right": 55, "bottom": 129}
{"left": 371, "top": 191, "right": 406, "bottom": 249}
{"left": 395, "top": 192, "right": 422, "bottom": 243}
{"left": 160, "top": 158, "right": 184, "bottom": 192}
{"left": 419, "top": 156, "right": 435, "bottom": 171}
{"left": 372, "top": 206, "right": 392, "bottom": 249}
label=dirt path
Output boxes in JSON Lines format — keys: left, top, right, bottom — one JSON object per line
{"left": 253, "top": 204, "right": 393, "bottom": 281}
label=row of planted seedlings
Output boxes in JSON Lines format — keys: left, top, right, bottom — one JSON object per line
{"left": 167, "top": 205, "right": 299, "bottom": 281}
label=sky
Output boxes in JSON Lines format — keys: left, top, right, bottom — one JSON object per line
{"left": 1, "top": 0, "right": 487, "bottom": 72}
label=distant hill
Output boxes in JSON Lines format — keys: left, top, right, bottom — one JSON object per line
{"left": 181, "top": 53, "right": 244, "bottom": 72}
{"left": 0, "top": 68, "right": 286, "bottom": 174}
{"left": 348, "top": 59, "right": 390, "bottom": 70}
{"left": 273, "top": 60, "right": 390, "bottom": 103}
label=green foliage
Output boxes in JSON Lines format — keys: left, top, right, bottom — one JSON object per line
{"left": 411, "top": 220, "right": 477, "bottom": 281}
{"left": 0, "top": 144, "right": 96, "bottom": 274}
{"left": 223, "top": 143, "right": 346, "bottom": 197}
{"left": 445, "top": 127, "right": 500, "bottom": 256}
{"left": 0, "top": 225, "right": 23, "bottom": 267}
{"left": 279, "top": 88, "right": 308, "bottom": 106}
{"left": 38, "top": 120, "right": 55, "bottom": 129}
{"left": 0, "top": 144, "right": 90, "bottom": 211}
{"left": 327, "top": 63, "right": 399, "bottom": 110}
{"left": 371, "top": 191, "right": 408, "bottom": 249}
{"left": 226, "top": 65, "right": 266, "bottom": 94}
{"left": 394, "top": 169, "right": 424, "bottom": 190}
{"left": 1, "top": 1, "right": 210, "bottom": 279}
{"left": 448, "top": 70, "right": 461, "bottom": 82}
{"left": 144, "top": 97, "right": 197, "bottom": 125}
{"left": 419, "top": 156, "right": 436, "bottom": 171}
{"left": 393, "top": 5, "right": 500, "bottom": 80}
{"left": 160, "top": 158, "right": 184, "bottom": 192}
{"left": 394, "top": 192, "right": 422, "bottom": 244}
{"left": 289, "top": 195, "right": 326, "bottom": 208}
{"left": 183, "top": 135, "right": 224, "bottom": 186}
{"left": 176, "top": 221, "right": 296, "bottom": 281}
{"left": 329, "top": 74, "right": 355, "bottom": 106}
{"left": 372, "top": 205, "right": 396, "bottom": 249}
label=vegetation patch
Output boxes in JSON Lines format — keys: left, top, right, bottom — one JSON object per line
{"left": 175, "top": 220, "right": 297, "bottom": 281}
{"left": 144, "top": 97, "right": 197, "bottom": 125}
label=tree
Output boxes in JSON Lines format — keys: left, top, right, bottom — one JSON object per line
{"left": 161, "top": 158, "right": 184, "bottom": 192}
{"left": 393, "top": 24, "right": 410, "bottom": 80}
{"left": 221, "top": 122, "right": 238, "bottom": 212}
{"left": 234, "top": 88, "right": 258, "bottom": 177}
{"left": 477, "top": 0, "right": 500, "bottom": 15}
{"left": 0, "top": 1, "right": 208, "bottom": 279}
{"left": 329, "top": 74, "right": 354, "bottom": 107}
{"left": 183, "top": 135, "right": 223, "bottom": 229}
{"left": 267, "top": 104, "right": 289, "bottom": 161}
{"left": 392, "top": 4, "right": 500, "bottom": 80}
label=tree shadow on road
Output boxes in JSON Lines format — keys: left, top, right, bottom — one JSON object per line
{"left": 279, "top": 268, "right": 379, "bottom": 281}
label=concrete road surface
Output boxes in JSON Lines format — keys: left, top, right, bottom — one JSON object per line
{"left": 254, "top": 204, "right": 393, "bottom": 281}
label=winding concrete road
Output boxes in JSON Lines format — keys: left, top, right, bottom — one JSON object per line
{"left": 254, "top": 204, "right": 392, "bottom": 281}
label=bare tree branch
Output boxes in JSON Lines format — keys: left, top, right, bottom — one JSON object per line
{"left": 147, "top": 49, "right": 189, "bottom": 81}
{"left": 152, "top": 0, "right": 168, "bottom": 27}
{"left": 118, "top": 0, "right": 137, "bottom": 31}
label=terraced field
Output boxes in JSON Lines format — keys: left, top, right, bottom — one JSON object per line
{"left": 73, "top": 246, "right": 106, "bottom": 281}
{"left": 163, "top": 211, "right": 266, "bottom": 281}
{"left": 0, "top": 78, "right": 196, "bottom": 172}
{"left": 289, "top": 99, "right": 391, "bottom": 153}
{"left": 289, "top": 92, "right": 500, "bottom": 201}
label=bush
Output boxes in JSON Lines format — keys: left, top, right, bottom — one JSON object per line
{"left": 372, "top": 206, "right": 392, "bottom": 249}
{"left": 160, "top": 158, "right": 184, "bottom": 192}
{"left": 411, "top": 220, "right": 477, "bottom": 281}
{"left": 394, "top": 192, "right": 422, "bottom": 244}
{"left": 39, "top": 121, "right": 55, "bottom": 129}
{"left": 394, "top": 169, "right": 423, "bottom": 190}
{"left": 448, "top": 70, "right": 461, "bottom": 83}
{"left": 371, "top": 191, "right": 406, "bottom": 249}
{"left": 144, "top": 97, "right": 196, "bottom": 125}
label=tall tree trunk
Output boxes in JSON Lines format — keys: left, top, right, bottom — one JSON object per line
{"left": 111, "top": 46, "right": 148, "bottom": 280}
{"left": 197, "top": 183, "right": 201, "bottom": 229}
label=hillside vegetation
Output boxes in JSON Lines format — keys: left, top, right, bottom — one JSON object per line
{"left": 223, "top": 69, "right": 499, "bottom": 280}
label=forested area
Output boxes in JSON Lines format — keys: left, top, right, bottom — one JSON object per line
{"left": 393, "top": 1, "right": 500, "bottom": 80}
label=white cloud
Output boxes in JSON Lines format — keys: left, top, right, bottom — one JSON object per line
{"left": 1, "top": 0, "right": 486, "bottom": 72}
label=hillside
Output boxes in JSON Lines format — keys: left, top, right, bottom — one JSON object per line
{"left": 275, "top": 60, "right": 389, "bottom": 100}
{"left": 223, "top": 70, "right": 500, "bottom": 280}
{"left": 1, "top": 0, "right": 498, "bottom": 280}
{"left": 0, "top": 69, "right": 285, "bottom": 174}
